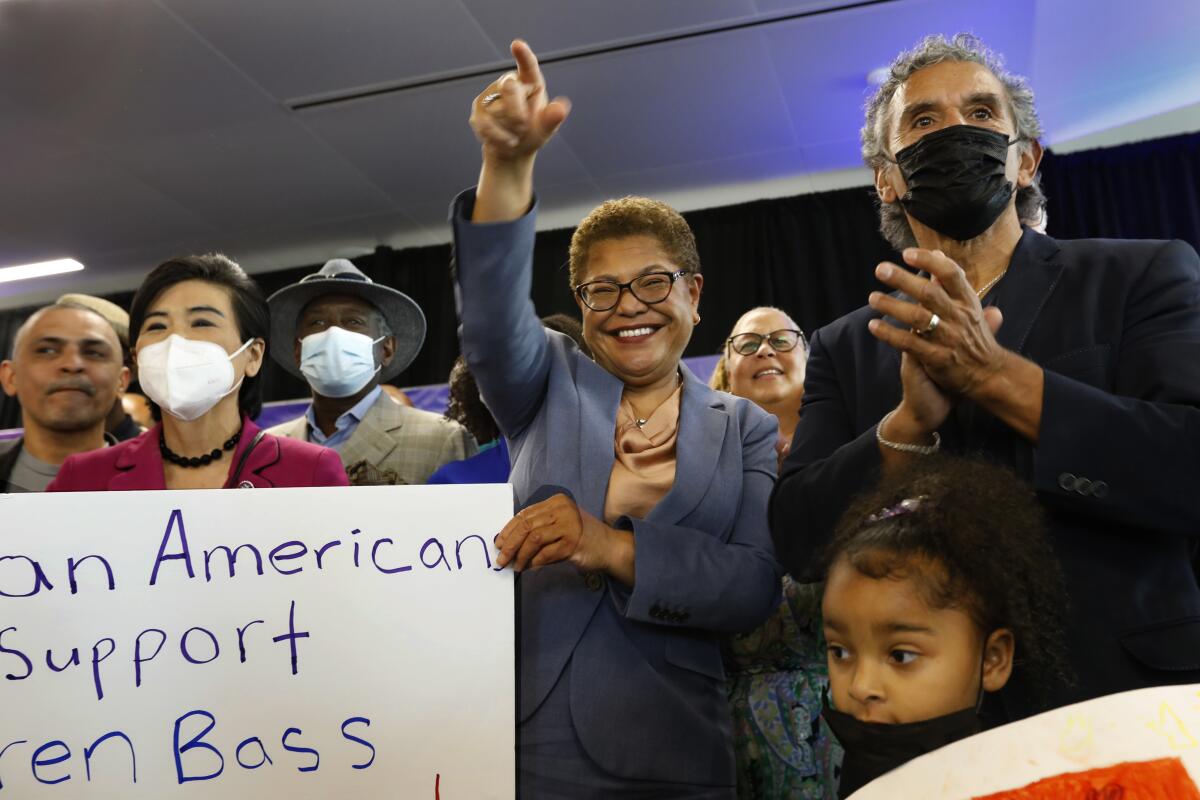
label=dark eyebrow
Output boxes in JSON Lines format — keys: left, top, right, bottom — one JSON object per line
{"left": 31, "top": 336, "right": 111, "bottom": 349}
{"left": 965, "top": 91, "right": 1004, "bottom": 108}
{"left": 188, "top": 305, "right": 225, "bottom": 316}
{"left": 880, "top": 621, "right": 937, "bottom": 635}
{"left": 143, "top": 310, "right": 168, "bottom": 320}
{"left": 585, "top": 265, "right": 674, "bottom": 283}
{"left": 899, "top": 100, "right": 939, "bottom": 127}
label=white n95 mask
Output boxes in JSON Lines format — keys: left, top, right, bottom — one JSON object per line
{"left": 137, "top": 334, "right": 253, "bottom": 421}
{"left": 299, "top": 326, "right": 383, "bottom": 398}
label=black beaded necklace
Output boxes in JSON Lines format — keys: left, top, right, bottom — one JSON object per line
{"left": 160, "top": 428, "right": 242, "bottom": 468}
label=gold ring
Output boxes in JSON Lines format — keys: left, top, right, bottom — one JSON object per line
{"left": 917, "top": 312, "right": 941, "bottom": 336}
{"left": 482, "top": 92, "right": 503, "bottom": 106}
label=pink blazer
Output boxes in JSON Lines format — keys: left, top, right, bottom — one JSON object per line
{"left": 47, "top": 417, "right": 349, "bottom": 491}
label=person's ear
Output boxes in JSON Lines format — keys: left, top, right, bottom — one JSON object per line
{"left": 689, "top": 273, "right": 703, "bottom": 306}
{"left": 1016, "top": 139, "right": 1043, "bottom": 189}
{"left": 981, "top": 628, "right": 1016, "bottom": 692}
{"left": 379, "top": 335, "right": 396, "bottom": 367}
{"left": 117, "top": 365, "right": 131, "bottom": 396}
{"left": 243, "top": 338, "right": 266, "bottom": 379}
{"left": 874, "top": 164, "right": 900, "bottom": 204}
{"left": 0, "top": 360, "right": 16, "bottom": 398}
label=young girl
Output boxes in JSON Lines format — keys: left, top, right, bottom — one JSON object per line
{"left": 820, "top": 456, "right": 1072, "bottom": 798}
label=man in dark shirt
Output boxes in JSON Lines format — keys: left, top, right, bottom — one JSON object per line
{"left": 770, "top": 33, "right": 1200, "bottom": 713}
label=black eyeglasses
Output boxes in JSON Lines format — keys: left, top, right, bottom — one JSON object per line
{"left": 726, "top": 328, "right": 805, "bottom": 356}
{"left": 574, "top": 270, "right": 690, "bottom": 312}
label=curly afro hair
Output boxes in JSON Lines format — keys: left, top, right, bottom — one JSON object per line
{"left": 825, "top": 455, "right": 1073, "bottom": 710}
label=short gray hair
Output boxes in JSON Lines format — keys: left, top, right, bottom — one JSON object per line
{"left": 862, "top": 33, "right": 1047, "bottom": 250}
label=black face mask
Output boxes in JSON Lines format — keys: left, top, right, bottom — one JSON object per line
{"left": 823, "top": 698, "right": 983, "bottom": 798}
{"left": 891, "top": 124, "right": 1022, "bottom": 242}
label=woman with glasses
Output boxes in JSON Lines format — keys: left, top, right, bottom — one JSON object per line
{"left": 453, "top": 42, "right": 780, "bottom": 797}
{"left": 712, "top": 308, "right": 808, "bottom": 467}
{"left": 712, "top": 308, "right": 838, "bottom": 799}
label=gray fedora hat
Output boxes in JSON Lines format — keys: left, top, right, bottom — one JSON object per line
{"left": 266, "top": 258, "right": 426, "bottom": 383}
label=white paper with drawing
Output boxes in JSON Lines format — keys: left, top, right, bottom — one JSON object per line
{"left": 0, "top": 484, "right": 515, "bottom": 798}
{"left": 851, "top": 683, "right": 1200, "bottom": 798}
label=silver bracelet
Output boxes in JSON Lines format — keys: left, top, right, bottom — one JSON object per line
{"left": 876, "top": 410, "right": 941, "bottom": 455}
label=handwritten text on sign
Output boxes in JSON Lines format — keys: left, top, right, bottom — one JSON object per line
{"left": 0, "top": 484, "right": 515, "bottom": 798}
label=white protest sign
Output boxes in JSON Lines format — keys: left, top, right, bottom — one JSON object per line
{"left": 0, "top": 484, "right": 515, "bottom": 799}
{"left": 851, "top": 684, "right": 1200, "bottom": 798}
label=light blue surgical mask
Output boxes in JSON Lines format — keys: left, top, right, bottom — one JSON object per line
{"left": 299, "top": 327, "right": 384, "bottom": 398}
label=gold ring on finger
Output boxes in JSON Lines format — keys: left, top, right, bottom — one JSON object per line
{"left": 917, "top": 312, "right": 941, "bottom": 337}
{"left": 482, "top": 92, "right": 503, "bottom": 106}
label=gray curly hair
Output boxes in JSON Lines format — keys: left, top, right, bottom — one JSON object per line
{"left": 862, "top": 33, "right": 1047, "bottom": 250}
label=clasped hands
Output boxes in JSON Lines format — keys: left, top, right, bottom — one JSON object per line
{"left": 494, "top": 493, "right": 635, "bottom": 586}
{"left": 866, "top": 248, "right": 1011, "bottom": 437}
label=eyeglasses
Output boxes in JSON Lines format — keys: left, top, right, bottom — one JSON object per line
{"left": 574, "top": 270, "right": 690, "bottom": 312}
{"left": 726, "top": 328, "right": 805, "bottom": 356}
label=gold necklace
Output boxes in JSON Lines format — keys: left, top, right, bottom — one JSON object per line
{"left": 976, "top": 268, "right": 1008, "bottom": 298}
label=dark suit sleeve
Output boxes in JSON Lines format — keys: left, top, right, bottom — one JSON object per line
{"left": 614, "top": 410, "right": 782, "bottom": 632}
{"left": 1034, "top": 239, "right": 1200, "bottom": 535}
{"left": 769, "top": 326, "right": 884, "bottom": 582}
{"left": 450, "top": 189, "right": 551, "bottom": 440}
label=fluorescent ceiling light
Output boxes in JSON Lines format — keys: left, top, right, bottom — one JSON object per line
{"left": 0, "top": 258, "right": 85, "bottom": 284}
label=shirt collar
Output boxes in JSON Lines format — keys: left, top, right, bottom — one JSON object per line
{"left": 305, "top": 384, "right": 382, "bottom": 439}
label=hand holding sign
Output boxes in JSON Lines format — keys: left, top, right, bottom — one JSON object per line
{"left": 494, "top": 492, "right": 635, "bottom": 586}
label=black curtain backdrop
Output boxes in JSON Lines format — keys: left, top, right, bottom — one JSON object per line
{"left": 2, "top": 129, "right": 1198, "bottom": 429}
{"left": 1040, "top": 130, "right": 1200, "bottom": 252}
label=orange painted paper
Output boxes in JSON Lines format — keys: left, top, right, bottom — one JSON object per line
{"left": 974, "top": 757, "right": 1200, "bottom": 800}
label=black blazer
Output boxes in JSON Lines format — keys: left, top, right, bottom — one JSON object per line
{"left": 770, "top": 229, "right": 1200, "bottom": 708}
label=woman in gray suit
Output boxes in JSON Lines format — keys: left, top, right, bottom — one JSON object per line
{"left": 454, "top": 41, "right": 781, "bottom": 798}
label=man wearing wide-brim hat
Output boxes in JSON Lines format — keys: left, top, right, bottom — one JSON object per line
{"left": 266, "top": 258, "right": 476, "bottom": 486}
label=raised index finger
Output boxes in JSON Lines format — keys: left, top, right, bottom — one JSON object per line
{"left": 511, "top": 39, "right": 544, "bottom": 89}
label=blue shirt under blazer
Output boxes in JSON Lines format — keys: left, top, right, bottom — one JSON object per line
{"left": 451, "top": 190, "right": 781, "bottom": 786}
{"left": 771, "top": 229, "right": 1200, "bottom": 712}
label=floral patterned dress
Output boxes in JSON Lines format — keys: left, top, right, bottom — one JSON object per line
{"left": 724, "top": 576, "right": 842, "bottom": 799}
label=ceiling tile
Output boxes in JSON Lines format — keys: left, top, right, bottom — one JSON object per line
{"left": 762, "top": 0, "right": 1038, "bottom": 151}
{"left": 105, "top": 114, "right": 399, "bottom": 234}
{"left": 161, "top": 0, "right": 504, "bottom": 101}
{"left": 461, "top": 0, "right": 757, "bottom": 54}
{"left": 299, "top": 79, "right": 595, "bottom": 210}
{"left": 548, "top": 29, "right": 797, "bottom": 177}
{"left": 0, "top": 0, "right": 276, "bottom": 148}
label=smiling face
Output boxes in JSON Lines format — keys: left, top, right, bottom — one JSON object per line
{"left": 873, "top": 60, "right": 1041, "bottom": 237}
{"left": 575, "top": 235, "right": 702, "bottom": 390}
{"left": 134, "top": 279, "right": 264, "bottom": 392}
{"left": 725, "top": 307, "right": 806, "bottom": 411}
{"left": 822, "top": 553, "right": 1013, "bottom": 724}
{"left": 0, "top": 307, "right": 129, "bottom": 434}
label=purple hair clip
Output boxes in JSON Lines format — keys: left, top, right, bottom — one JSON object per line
{"left": 866, "top": 495, "right": 927, "bottom": 524}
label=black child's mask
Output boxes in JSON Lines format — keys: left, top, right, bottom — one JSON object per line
{"left": 889, "top": 124, "right": 1023, "bottom": 242}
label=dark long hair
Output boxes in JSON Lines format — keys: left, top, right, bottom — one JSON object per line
{"left": 129, "top": 254, "right": 269, "bottom": 420}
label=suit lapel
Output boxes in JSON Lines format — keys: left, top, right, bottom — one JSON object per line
{"left": 992, "top": 229, "right": 1064, "bottom": 355}
{"left": 649, "top": 364, "right": 727, "bottom": 525}
{"left": 342, "top": 395, "right": 399, "bottom": 470}
{"left": 110, "top": 425, "right": 167, "bottom": 490}
{"left": 574, "top": 356, "right": 623, "bottom": 517}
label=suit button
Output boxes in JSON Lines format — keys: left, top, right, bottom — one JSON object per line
{"left": 1058, "top": 473, "right": 1076, "bottom": 491}
{"left": 585, "top": 574, "right": 603, "bottom": 591}
{"left": 1075, "top": 477, "right": 1093, "bottom": 496}
{"left": 1092, "top": 481, "right": 1109, "bottom": 499}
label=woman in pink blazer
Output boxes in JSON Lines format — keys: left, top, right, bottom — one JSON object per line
{"left": 48, "top": 254, "right": 347, "bottom": 491}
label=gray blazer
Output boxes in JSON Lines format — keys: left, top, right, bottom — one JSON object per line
{"left": 452, "top": 190, "right": 781, "bottom": 785}
{"left": 268, "top": 392, "right": 476, "bottom": 485}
